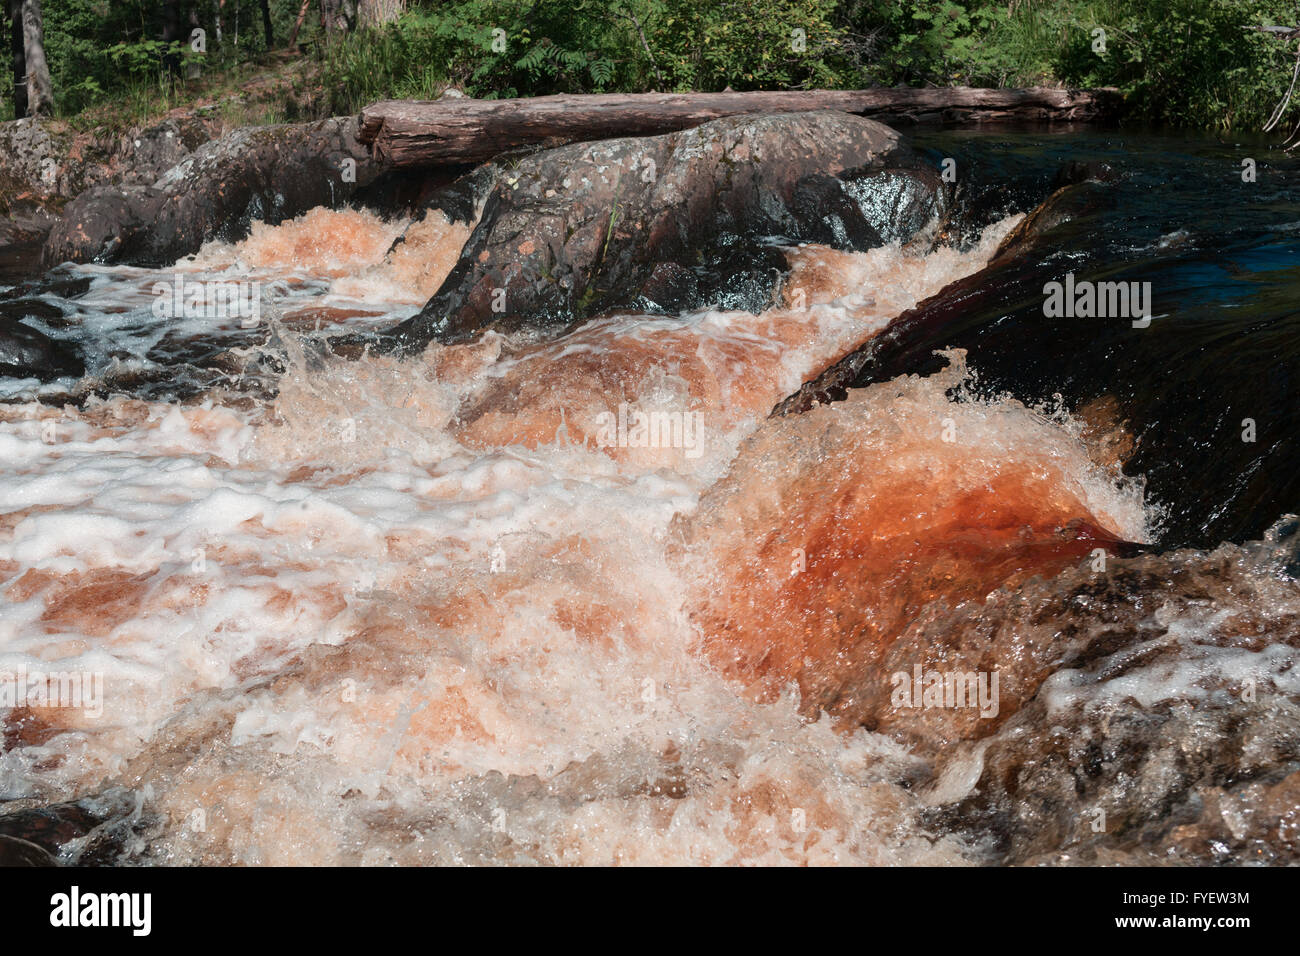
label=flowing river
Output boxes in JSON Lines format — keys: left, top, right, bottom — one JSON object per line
{"left": 1, "top": 127, "right": 1297, "bottom": 865}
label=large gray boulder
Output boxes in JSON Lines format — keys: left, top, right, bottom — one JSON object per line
{"left": 382, "top": 110, "right": 947, "bottom": 349}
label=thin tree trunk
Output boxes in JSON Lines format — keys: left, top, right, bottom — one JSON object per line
{"left": 612, "top": 6, "right": 664, "bottom": 89}
{"left": 8, "top": 0, "right": 27, "bottom": 119}
{"left": 19, "top": 0, "right": 50, "bottom": 116}
{"left": 287, "top": 0, "right": 311, "bottom": 48}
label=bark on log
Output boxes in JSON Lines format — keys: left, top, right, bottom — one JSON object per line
{"left": 358, "top": 86, "right": 1121, "bottom": 167}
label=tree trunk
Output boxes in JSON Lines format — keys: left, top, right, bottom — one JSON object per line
{"left": 358, "top": 87, "right": 1122, "bottom": 167}
{"left": 287, "top": 0, "right": 311, "bottom": 48}
{"left": 258, "top": 0, "right": 273, "bottom": 49}
{"left": 8, "top": 0, "right": 26, "bottom": 119}
{"left": 18, "top": 0, "right": 50, "bottom": 116}
{"left": 319, "top": 0, "right": 352, "bottom": 38}
{"left": 161, "top": 0, "right": 184, "bottom": 78}
{"left": 358, "top": 0, "right": 404, "bottom": 28}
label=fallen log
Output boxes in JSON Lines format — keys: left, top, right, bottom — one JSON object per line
{"left": 358, "top": 86, "right": 1120, "bottom": 166}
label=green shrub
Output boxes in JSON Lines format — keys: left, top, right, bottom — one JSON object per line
{"left": 318, "top": 0, "right": 857, "bottom": 112}
{"left": 837, "top": 0, "right": 1300, "bottom": 130}
{"left": 8, "top": 0, "right": 1300, "bottom": 132}
{"left": 1044, "top": 0, "right": 1300, "bottom": 130}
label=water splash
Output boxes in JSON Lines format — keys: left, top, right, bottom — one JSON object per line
{"left": 2, "top": 202, "right": 1294, "bottom": 866}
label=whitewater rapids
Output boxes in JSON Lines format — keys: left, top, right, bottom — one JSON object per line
{"left": 0, "top": 207, "right": 1163, "bottom": 864}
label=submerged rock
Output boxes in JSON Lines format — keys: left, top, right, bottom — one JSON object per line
{"left": 909, "top": 522, "right": 1300, "bottom": 864}
{"left": 0, "top": 789, "right": 145, "bottom": 865}
{"left": 776, "top": 151, "right": 1294, "bottom": 551}
{"left": 0, "top": 315, "right": 83, "bottom": 380}
{"left": 0, "top": 834, "right": 57, "bottom": 866}
{"left": 746, "top": 143, "right": 1300, "bottom": 861}
{"left": 381, "top": 110, "right": 946, "bottom": 349}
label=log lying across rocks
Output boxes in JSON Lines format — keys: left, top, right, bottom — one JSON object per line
{"left": 358, "top": 86, "right": 1121, "bottom": 167}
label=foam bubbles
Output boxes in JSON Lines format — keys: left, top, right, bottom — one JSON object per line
{"left": 0, "top": 213, "right": 1162, "bottom": 864}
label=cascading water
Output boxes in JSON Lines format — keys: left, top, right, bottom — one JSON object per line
{"left": 1, "top": 128, "right": 1298, "bottom": 866}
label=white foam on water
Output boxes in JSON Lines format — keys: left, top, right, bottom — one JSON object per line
{"left": 0, "top": 211, "right": 1158, "bottom": 864}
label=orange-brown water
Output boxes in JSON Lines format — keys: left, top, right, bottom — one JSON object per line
{"left": 674, "top": 355, "right": 1142, "bottom": 719}
{"left": 192, "top": 206, "right": 471, "bottom": 305}
{"left": 0, "top": 208, "right": 1159, "bottom": 864}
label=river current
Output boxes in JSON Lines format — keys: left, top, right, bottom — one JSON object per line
{"left": 1, "top": 128, "right": 1297, "bottom": 865}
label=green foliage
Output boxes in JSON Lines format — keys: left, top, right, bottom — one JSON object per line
{"left": 40, "top": 0, "right": 125, "bottom": 115}
{"left": 1043, "top": 0, "right": 1300, "bottom": 130}
{"left": 319, "top": 0, "right": 855, "bottom": 110}
{"left": 318, "top": 9, "right": 451, "bottom": 112}
{"left": 315, "top": 0, "right": 1300, "bottom": 130}
{"left": 9, "top": 0, "right": 316, "bottom": 120}
{"left": 838, "top": 0, "right": 1300, "bottom": 130}
{"left": 106, "top": 39, "right": 187, "bottom": 81}
{"left": 849, "top": 0, "right": 1014, "bottom": 85}
{"left": 9, "top": 0, "right": 1300, "bottom": 132}
{"left": 650, "top": 0, "right": 849, "bottom": 91}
